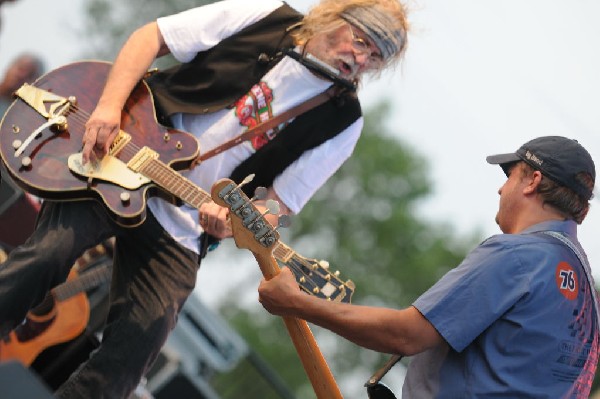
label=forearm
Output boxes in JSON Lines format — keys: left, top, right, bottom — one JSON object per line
{"left": 288, "top": 294, "right": 441, "bottom": 355}
{"left": 97, "top": 22, "right": 167, "bottom": 110}
{"left": 259, "top": 268, "right": 444, "bottom": 355}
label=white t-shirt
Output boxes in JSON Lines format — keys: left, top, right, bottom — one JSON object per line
{"left": 148, "top": 0, "right": 363, "bottom": 253}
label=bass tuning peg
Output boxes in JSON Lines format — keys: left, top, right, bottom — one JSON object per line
{"left": 252, "top": 186, "right": 268, "bottom": 201}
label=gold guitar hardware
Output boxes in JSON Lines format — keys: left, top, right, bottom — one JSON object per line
{"left": 127, "top": 146, "right": 159, "bottom": 173}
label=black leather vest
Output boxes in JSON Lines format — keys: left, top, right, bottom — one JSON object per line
{"left": 147, "top": 4, "right": 362, "bottom": 196}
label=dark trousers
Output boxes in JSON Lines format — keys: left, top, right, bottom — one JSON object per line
{"left": 0, "top": 200, "right": 200, "bottom": 398}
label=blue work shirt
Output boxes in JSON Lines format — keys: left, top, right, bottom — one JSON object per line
{"left": 403, "top": 220, "right": 598, "bottom": 398}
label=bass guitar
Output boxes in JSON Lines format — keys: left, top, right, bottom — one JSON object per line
{"left": 0, "top": 61, "right": 354, "bottom": 304}
{"left": 211, "top": 178, "right": 344, "bottom": 399}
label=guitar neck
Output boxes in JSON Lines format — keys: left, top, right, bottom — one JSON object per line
{"left": 52, "top": 263, "right": 111, "bottom": 302}
{"left": 272, "top": 242, "right": 295, "bottom": 263}
{"left": 136, "top": 154, "right": 213, "bottom": 209}
{"left": 131, "top": 153, "right": 341, "bottom": 395}
{"left": 210, "top": 178, "right": 344, "bottom": 398}
{"left": 253, "top": 252, "right": 343, "bottom": 399}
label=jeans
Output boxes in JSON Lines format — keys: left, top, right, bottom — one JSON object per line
{"left": 0, "top": 199, "right": 199, "bottom": 398}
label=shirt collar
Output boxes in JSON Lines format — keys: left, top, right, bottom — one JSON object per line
{"left": 519, "top": 219, "right": 578, "bottom": 238}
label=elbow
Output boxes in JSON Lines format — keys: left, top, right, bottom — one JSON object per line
{"left": 386, "top": 320, "right": 445, "bottom": 356}
{"left": 396, "top": 340, "right": 431, "bottom": 357}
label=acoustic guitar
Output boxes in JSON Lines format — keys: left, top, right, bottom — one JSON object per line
{"left": 0, "top": 61, "right": 355, "bottom": 304}
{"left": 0, "top": 250, "right": 111, "bottom": 366}
{"left": 211, "top": 178, "right": 344, "bottom": 399}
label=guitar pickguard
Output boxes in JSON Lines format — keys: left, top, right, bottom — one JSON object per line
{"left": 67, "top": 153, "right": 151, "bottom": 190}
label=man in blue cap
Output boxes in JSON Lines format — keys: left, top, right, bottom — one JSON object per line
{"left": 259, "top": 135, "right": 598, "bottom": 398}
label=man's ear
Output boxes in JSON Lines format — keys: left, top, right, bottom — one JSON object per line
{"left": 523, "top": 170, "right": 543, "bottom": 195}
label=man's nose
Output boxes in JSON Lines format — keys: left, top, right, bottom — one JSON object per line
{"left": 353, "top": 52, "right": 369, "bottom": 66}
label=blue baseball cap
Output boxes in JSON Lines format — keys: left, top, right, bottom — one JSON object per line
{"left": 486, "top": 136, "right": 596, "bottom": 200}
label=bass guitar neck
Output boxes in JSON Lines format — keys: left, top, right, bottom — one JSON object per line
{"left": 212, "top": 178, "right": 343, "bottom": 399}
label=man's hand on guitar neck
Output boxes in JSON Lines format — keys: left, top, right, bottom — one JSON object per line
{"left": 258, "top": 266, "right": 304, "bottom": 316}
{"left": 82, "top": 104, "right": 123, "bottom": 164}
{"left": 199, "top": 186, "right": 291, "bottom": 240}
{"left": 199, "top": 202, "right": 233, "bottom": 240}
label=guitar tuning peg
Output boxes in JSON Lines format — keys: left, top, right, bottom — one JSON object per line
{"left": 265, "top": 199, "right": 280, "bottom": 215}
{"left": 237, "top": 174, "right": 255, "bottom": 190}
{"left": 271, "top": 214, "right": 292, "bottom": 235}
{"left": 277, "top": 214, "right": 292, "bottom": 229}
{"left": 252, "top": 186, "right": 268, "bottom": 201}
{"left": 318, "top": 260, "right": 330, "bottom": 269}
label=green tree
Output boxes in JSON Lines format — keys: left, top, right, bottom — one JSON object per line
{"left": 218, "top": 101, "right": 481, "bottom": 398}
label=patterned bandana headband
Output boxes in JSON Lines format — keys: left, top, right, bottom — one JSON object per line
{"left": 341, "top": 6, "right": 406, "bottom": 61}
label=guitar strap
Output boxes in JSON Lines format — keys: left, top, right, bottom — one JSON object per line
{"left": 194, "top": 86, "right": 338, "bottom": 163}
{"left": 196, "top": 85, "right": 345, "bottom": 260}
{"left": 195, "top": 86, "right": 339, "bottom": 260}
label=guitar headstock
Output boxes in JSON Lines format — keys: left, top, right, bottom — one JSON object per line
{"left": 211, "top": 177, "right": 356, "bottom": 303}
{"left": 277, "top": 255, "right": 356, "bottom": 304}
{"left": 211, "top": 178, "right": 281, "bottom": 275}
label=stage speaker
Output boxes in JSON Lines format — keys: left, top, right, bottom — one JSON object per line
{"left": 0, "top": 361, "right": 54, "bottom": 398}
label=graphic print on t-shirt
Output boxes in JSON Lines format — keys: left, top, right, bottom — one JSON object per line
{"left": 233, "top": 81, "right": 289, "bottom": 150}
{"left": 555, "top": 261, "right": 579, "bottom": 301}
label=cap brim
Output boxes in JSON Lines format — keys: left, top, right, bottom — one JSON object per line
{"left": 486, "top": 153, "right": 520, "bottom": 165}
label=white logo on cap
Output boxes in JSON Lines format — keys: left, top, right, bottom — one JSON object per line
{"left": 525, "top": 150, "right": 543, "bottom": 166}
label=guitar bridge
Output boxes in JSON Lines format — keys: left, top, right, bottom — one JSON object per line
{"left": 109, "top": 131, "right": 131, "bottom": 156}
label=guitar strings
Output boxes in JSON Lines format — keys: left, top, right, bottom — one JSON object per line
{"left": 64, "top": 104, "right": 212, "bottom": 207}
{"left": 54, "top": 262, "right": 111, "bottom": 301}
{"left": 64, "top": 105, "right": 346, "bottom": 299}
{"left": 275, "top": 245, "right": 339, "bottom": 281}
{"left": 274, "top": 245, "right": 347, "bottom": 300}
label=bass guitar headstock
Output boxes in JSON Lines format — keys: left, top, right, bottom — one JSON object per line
{"left": 211, "top": 177, "right": 347, "bottom": 399}
{"left": 210, "top": 177, "right": 356, "bottom": 304}
{"left": 211, "top": 176, "right": 283, "bottom": 279}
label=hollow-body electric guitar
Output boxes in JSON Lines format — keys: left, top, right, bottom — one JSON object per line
{"left": 0, "top": 61, "right": 198, "bottom": 227}
{"left": 0, "top": 61, "right": 354, "bottom": 304}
